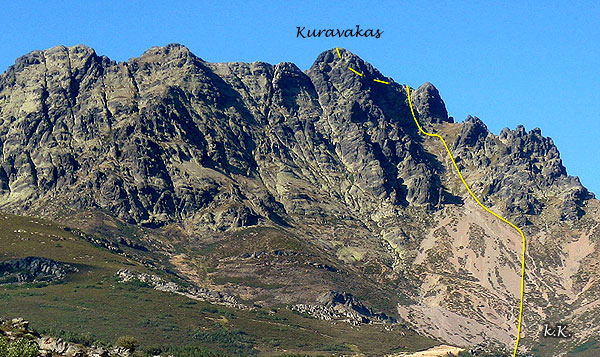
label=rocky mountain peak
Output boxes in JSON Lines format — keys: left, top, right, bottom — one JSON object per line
{"left": 454, "top": 115, "right": 488, "bottom": 148}
{"left": 308, "top": 48, "right": 393, "bottom": 91}
{"left": 137, "top": 43, "right": 198, "bottom": 65}
{"left": 411, "top": 82, "right": 451, "bottom": 124}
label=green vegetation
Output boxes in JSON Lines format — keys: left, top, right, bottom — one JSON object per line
{"left": 457, "top": 351, "right": 508, "bottom": 357}
{"left": 192, "top": 327, "right": 256, "bottom": 355}
{"left": 200, "top": 306, "right": 236, "bottom": 320}
{"left": 0, "top": 336, "right": 39, "bottom": 357}
{"left": 36, "top": 328, "right": 102, "bottom": 347}
{"left": 142, "top": 345, "right": 223, "bottom": 356}
{"left": 531, "top": 338, "right": 600, "bottom": 356}
{"left": 116, "top": 335, "right": 139, "bottom": 351}
{"left": 0, "top": 214, "right": 440, "bottom": 356}
{"left": 568, "top": 340, "right": 600, "bottom": 356}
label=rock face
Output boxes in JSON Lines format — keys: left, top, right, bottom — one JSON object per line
{"left": 0, "top": 45, "right": 598, "bottom": 353}
{"left": 411, "top": 82, "right": 451, "bottom": 124}
{"left": 0, "top": 45, "right": 589, "bottom": 228}
{"left": 451, "top": 116, "right": 590, "bottom": 222}
{"left": 116, "top": 269, "right": 243, "bottom": 309}
{"left": 0, "top": 45, "right": 468, "bottom": 228}
{"left": 292, "top": 291, "right": 397, "bottom": 325}
{"left": 0, "top": 256, "right": 77, "bottom": 285}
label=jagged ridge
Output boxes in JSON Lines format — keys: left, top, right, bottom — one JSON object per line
{"left": 0, "top": 45, "right": 588, "bottom": 230}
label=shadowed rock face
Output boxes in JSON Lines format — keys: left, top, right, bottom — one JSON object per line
{"left": 411, "top": 82, "right": 451, "bottom": 124}
{"left": 0, "top": 45, "right": 445, "bottom": 228}
{"left": 1, "top": 45, "right": 599, "bottom": 352}
{"left": 0, "top": 256, "right": 77, "bottom": 284}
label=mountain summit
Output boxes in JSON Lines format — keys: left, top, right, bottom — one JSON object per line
{"left": 0, "top": 45, "right": 598, "bottom": 353}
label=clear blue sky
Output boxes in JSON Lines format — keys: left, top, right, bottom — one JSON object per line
{"left": 1, "top": 1, "right": 599, "bottom": 194}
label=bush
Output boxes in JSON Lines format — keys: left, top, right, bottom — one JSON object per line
{"left": 116, "top": 335, "right": 139, "bottom": 351}
{"left": 192, "top": 327, "right": 256, "bottom": 355}
{"left": 0, "top": 337, "right": 6, "bottom": 356}
{"left": 38, "top": 328, "right": 101, "bottom": 347}
{"left": 0, "top": 336, "right": 39, "bottom": 357}
{"left": 124, "top": 280, "right": 152, "bottom": 289}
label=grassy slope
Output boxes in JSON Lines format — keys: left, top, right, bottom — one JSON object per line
{"left": 0, "top": 213, "right": 439, "bottom": 356}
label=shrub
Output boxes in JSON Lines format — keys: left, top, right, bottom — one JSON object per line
{"left": 0, "top": 337, "right": 6, "bottom": 356}
{"left": 0, "top": 336, "right": 39, "bottom": 357}
{"left": 37, "top": 328, "right": 101, "bottom": 347}
{"left": 116, "top": 335, "right": 139, "bottom": 351}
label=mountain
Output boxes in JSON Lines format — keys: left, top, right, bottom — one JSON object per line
{"left": 0, "top": 44, "right": 598, "bottom": 356}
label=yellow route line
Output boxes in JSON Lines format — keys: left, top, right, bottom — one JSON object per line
{"left": 348, "top": 66, "right": 363, "bottom": 76}
{"left": 405, "top": 85, "right": 526, "bottom": 357}
{"left": 336, "top": 46, "right": 526, "bottom": 356}
{"left": 338, "top": 48, "right": 388, "bottom": 84}
{"left": 373, "top": 79, "right": 389, "bottom": 84}
{"left": 336, "top": 46, "right": 525, "bottom": 355}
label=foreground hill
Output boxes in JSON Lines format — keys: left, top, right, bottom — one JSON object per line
{"left": 0, "top": 44, "right": 598, "bottom": 356}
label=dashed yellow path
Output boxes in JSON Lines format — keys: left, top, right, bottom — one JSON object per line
{"left": 334, "top": 47, "right": 526, "bottom": 357}
{"left": 348, "top": 66, "right": 363, "bottom": 76}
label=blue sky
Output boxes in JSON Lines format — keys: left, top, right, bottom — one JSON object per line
{"left": 1, "top": 1, "right": 599, "bottom": 194}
